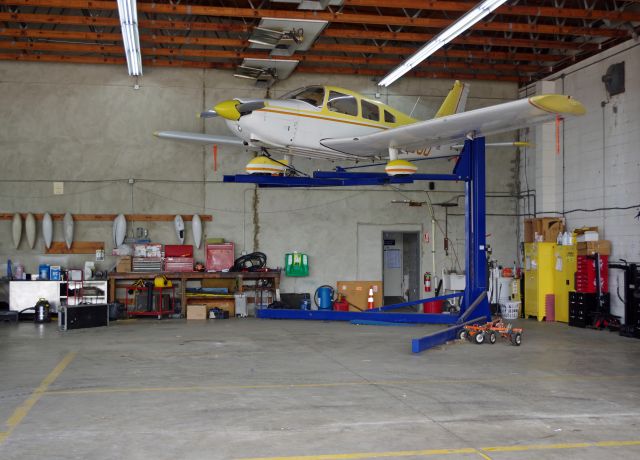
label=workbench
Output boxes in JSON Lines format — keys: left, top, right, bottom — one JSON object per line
{"left": 108, "top": 271, "right": 280, "bottom": 315}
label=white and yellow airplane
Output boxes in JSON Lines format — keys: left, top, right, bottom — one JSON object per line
{"left": 155, "top": 81, "right": 586, "bottom": 176}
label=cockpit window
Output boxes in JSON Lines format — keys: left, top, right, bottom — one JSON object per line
{"left": 384, "top": 110, "right": 396, "bottom": 123}
{"left": 280, "top": 86, "right": 325, "bottom": 107}
{"left": 361, "top": 100, "right": 380, "bottom": 122}
{"left": 327, "top": 91, "right": 358, "bottom": 117}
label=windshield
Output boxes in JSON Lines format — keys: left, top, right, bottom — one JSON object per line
{"left": 279, "top": 86, "right": 325, "bottom": 107}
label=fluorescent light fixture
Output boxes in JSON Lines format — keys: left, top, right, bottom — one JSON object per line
{"left": 378, "top": 0, "right": 508, "bottom": 87}
{"left": 117, "top": 0, "right": 142, "bottom": 76}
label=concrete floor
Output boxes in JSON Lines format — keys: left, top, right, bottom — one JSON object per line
{"left": 1, "top": 317, "right": 640, "bottom": 460}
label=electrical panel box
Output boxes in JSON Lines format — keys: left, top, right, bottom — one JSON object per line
{"left": 524, "top": 242, "right": 555, "bottom": 321}
{"left": 553, "top": 245, "right": 577, "bottom": 323}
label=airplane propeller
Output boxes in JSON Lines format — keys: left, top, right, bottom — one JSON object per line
{"left": 200, "top": 99, "right": 266, "bottom": 121}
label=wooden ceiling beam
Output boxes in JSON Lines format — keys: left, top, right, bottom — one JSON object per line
{"left": 0, "top": 13, "right": 598, "bottom": 52}
{"left": 1, "top": 1, "right": 627, "bottom": 38}
{"left": 0, "top": 40, "right": 545, "bottom": 73}
{"left": 297, "top": 65, "right": 522, "bottom": 82}
{"left": 0, "top": 52, "right": 522, "bottom": 82}
{"left": 0, "top": 29, "right": 122, "bottom": 42}
{"left": 0, "top": 12, "right": 250, "bottom": 33}
{"left": 0, "top": 12, "right": 120, "bottom": 28}
{"left": 0, "top": 29, "right": 562, "bottom": 62}
{"left": 344, "top": 0, "right": 640, "bottom": 23}
{"left": 0, "top": 40, "right": 123, "bottom": 54}
{"left": 0, "top": 52, "right": 125, "bottom": 65}
{"left": 312, "top": 43, "right": 565, "bottom": 62}
{"left": 9, "top": 0, "right": 639, "bottom": 23}
{"left": 0, "top": 28, "right": 247, "bottom": 48}
{"left": 323, "top": 28, "right": 599, "bottom": 51}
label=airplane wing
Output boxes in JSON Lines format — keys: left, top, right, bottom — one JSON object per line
{"left": 154, "top": 131, "right": 246, "bottom": 146}
{"left": 320, "top": 95, "right": 586, "bottom": 157}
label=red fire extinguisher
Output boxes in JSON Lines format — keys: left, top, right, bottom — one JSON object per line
{"left": 424, "top": 272, "right": 432, "bottom": 292}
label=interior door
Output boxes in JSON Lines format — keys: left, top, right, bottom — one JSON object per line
{"left": 383, "top": 232, "right": 403, "bottom": 298}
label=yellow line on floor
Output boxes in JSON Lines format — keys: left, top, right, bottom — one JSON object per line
{"left": 237, "top": 448, "right": 477, "bottom": 460}
{"left": 0, "top": 352, "right": 76, "bottom": 445}
{"left": 44, "top": 373, "right": 640, "bottom": 396}
{"left": 474, "top": 450, "right": 493, "bottom": 460}
{"left": 236, "top": 440, "right": 640, "bottom": 460}
{"left": 481, "top": 440, "right": 640, "bottom": 452}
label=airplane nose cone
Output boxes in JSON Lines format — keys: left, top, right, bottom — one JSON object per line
{"left": 213, "top": 100, "right": 241, "bottom": 121}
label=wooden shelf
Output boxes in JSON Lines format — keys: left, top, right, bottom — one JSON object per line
{"left": 0, "top": 213, "right": 212, "bottom": 222}
{"left": 45, "top": 241, "right": 104, "bottom": 254}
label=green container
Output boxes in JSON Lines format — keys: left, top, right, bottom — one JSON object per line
{"left": 285, "top": 252, "right": 309, "bottom": 277}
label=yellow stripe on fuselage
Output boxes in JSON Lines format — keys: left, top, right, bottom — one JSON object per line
{"left": 258, "top": 108, "right": 392, "bottom": 131}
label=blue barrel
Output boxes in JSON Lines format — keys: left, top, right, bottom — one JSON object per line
{"left": 317, "top": 286, "right": 333, "bottom": 310}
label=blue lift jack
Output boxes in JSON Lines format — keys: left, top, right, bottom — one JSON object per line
{"left": 226, "top": 138, "right": 492, "bottom": 352}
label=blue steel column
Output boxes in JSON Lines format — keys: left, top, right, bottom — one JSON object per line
{"left": 468, "top": 137, "right": 491, "bottom": 321}
{"left": 463, "top": 140, "right": 473, "bottom": 314}
{"left": 411, "top": 137, "right": 491, "bottom": 353}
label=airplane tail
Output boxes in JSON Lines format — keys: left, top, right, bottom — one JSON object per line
{"left": 434, "top": 80, "right": 469, "bottom": 118}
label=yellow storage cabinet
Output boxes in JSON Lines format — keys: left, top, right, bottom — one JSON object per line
{"left": 524, "top": 242, "right": 555, "bottom": 321}
{"left": 553, "top": 245, "right": 577, "bottom": 323}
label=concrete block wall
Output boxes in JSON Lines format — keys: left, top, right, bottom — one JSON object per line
{"left": 0, "top": 61, "right": 520, "bottom": 298}
{"left": 519, "top": 40, "right": 640, "bottom": 318}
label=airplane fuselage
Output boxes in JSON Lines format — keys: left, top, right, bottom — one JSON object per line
{"left": 228, "top": 99, "right": 385, "bottom": 153}
{"left": 223, "top": 85, "right": 417, "bottom": 158}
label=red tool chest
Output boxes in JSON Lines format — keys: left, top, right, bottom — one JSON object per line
{"left": 165, "top": 245, "right": 194, "bottom": 272}
{"left": 575, "top": 255, "right": 608, "bottom": 293}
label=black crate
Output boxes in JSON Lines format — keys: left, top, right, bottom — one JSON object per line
{"left": 568, "top": 292, "right": 610, "bottom": 328}
{"left": 59, "top": 304, "right": 109, "bottom": 331}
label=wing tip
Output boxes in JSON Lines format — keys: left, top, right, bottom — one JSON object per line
{"left": 530, "top": 95, "right": 587, "bottom": 116}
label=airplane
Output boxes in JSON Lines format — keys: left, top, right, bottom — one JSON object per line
{"left": 155, "top": 80, "right": 586, "bottom": 176}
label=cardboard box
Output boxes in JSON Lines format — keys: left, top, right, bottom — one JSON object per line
{"left": 577, "top": 240, "right": 611, "bottom": 256}
{"left": 523, "top": 218, "right": 536, "bottom": 243}
{"left": 337, "top": 281, "right": 383, "bottom": 311}
{"left": 187, "top": 298, "right": 235, "bottom": 317}
{"left": 524, "top": 217, "right": 565, "bottom": 243}
{"left": 186, "top": 304, "right": 209, "bottom": 320}
{"left": 116, "top": 256, "right": 132, "bottom": 273}
{"left": 542, "top": 218, "right": 564, "bottom": 243}
{"left": 574, "top": 226, "right": 600, "bottom": 242}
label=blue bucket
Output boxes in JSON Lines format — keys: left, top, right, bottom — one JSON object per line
{"left": 317, "top": 286, "right": 333, "bottom": 310}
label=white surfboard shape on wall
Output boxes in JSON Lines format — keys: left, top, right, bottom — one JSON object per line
{"left": 63, "top": 212, "right": 74, "bottom": 249}
{"left": 42, "top": 213, "right": 53, "bottom": 249}
{"left": 25, "top": 213, "right": 36, "bottom": 249}
{"left": 192, "top": 214, "right": 202, "bottom": 249}
{"left": 113, "top": 214, "right": 127, "bottom": 247}
{"left": 12, "top": 213, "right": 22, "bottom": 249}
{"left": 174, "top": 215, "right": 185, "bottom": 244}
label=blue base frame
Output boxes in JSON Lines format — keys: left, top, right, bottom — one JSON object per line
{"left": 228, "top": 138, "right": 492, "bottom": 353}
{"left": 256, "top": 308, "right": 457, "bottom": 324}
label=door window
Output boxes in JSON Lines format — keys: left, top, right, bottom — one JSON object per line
{"left": 362, "top": 100, "right": 380, "bottom": 121}
{"left": 327, "top": 91, "right": 358, "bottom": 117}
